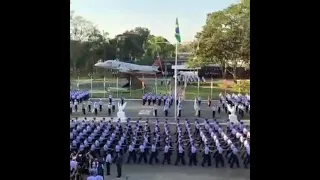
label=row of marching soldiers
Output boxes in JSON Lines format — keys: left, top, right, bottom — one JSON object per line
{"left": 70, "top": 117, "right": 250, "bottom": 172}
{"left": 70, "top": 95, "right": 126, "bottom": 116}
{"left": 142, "top": 93, "right": 174, "bottom": 106}
{"left": 218, "top": 93, "right": 250, "bottom": 118}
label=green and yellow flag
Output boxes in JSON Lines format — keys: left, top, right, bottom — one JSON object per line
{"left": 175, "top": 18, "right": 181, "bottom": 43}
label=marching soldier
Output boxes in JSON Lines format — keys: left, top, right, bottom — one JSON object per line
{"left": 138, "top": 143, "right": 148, "bottom": 164}
{"left": 82, "top": 102, "right": 86, "bottom": 115}
{"left": 112, "top": 100, "right": 116, "bottom": 112}
{"left": 214, "top": 145, "right": 225, "bottom": 168}
{"left": 178, "top": 103, "right": 182, "bottom": 117}
{"left": 107, "top": 103, "right": 112, "bottom": 116}
{"left": 189, "top": 143, "right": 197, "bottom": 166}
{"left": 153, "top": 105, "right": 158, "bottom": 117}
{"left": 208, "top": 96, "right": 211, "bottom": 107}
{"left": 152, "top": 94, "right": 156, "bottom": 105}
{"left": 201, "top": 144, "right": 211, "bottom": 167}
{"left": 121, "top": 96, "right": 124, "bottom": 105}
{"left": 142, "top": 94, "right": 146, "bottom": 105}
{"left": 127, "top": 142, "right": 136, "bottom": 163}
{"left": 99, "top": 99, "right": 103, "bottom": 112}
{"left": 147, "top": 94, "right": 151, "bottom": 106}
{"left": 217, "top": 102, "right": 221, "bottom": 114}
{"left": 87, "top": 100, "right": 92, "bottom": 112}
{"left": 74, "top": 99, "right": 78, "bottom": 112}
{"left": 198, "top": 106, "right": 201, "bottom": 117}
{"left": 229, "top": 145, "right": 240, "bottom": 168}
{"left": 164, "top": 105, "right": 169, "bottom": 117}
{"left": 158, "top": 94, "right": 162, "bottom": 106}
{"left": 175, "top": 143, "right": 185, "bottom": 165}
{"left": 70, "top": 102, "right": 73, "bottom": 114}
{"left": 212, "top": 104, "right": 216, "bottom": 118}
{"left": 149, "top": 143, "right": 159, "bottom": 165}
{"left": 162, "top": 144, "right": 171, "bottom": 164}
{"left": 108, "top": 94, "right": 112, "bottom": 104}
{"left": 93, "top": 102, "right": 98, "bottom": 116}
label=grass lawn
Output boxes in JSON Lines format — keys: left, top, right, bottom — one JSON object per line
{"left": 185, "top": 81, "right": 249, "bottom": 100}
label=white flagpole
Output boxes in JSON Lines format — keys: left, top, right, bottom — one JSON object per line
{"left": 210, "top": 78, "right": 213, "bottom": 98}
{"left": 77, "top": 76, "right": 80, "bottom": 91}
{"left": 104, "top": 76, "right": 106, "bottom": 98}
{"left": 90, "top": 74, "right": 93, "bottom": 97}
{"left": 197, "top": 76, "right": 200, "bottom": 97}
{"left": 174, "top": 42, "right": 178, "bottom": 121}
{"left": 116, "top": 76, "right": 119, "bottom": 98}
{"left": 130, "top": 76, "right": 132, "bottom": 97}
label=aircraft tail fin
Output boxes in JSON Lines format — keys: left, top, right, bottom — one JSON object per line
{"left": 152, "top": 56, "right": 163, "bottom": 70}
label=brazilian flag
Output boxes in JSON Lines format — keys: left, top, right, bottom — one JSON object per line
{"left": 175, "top": 18, "right": 181, "bottom": 43}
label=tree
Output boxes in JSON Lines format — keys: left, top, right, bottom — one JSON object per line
{"left": 191, "top": 0, "right": 250, "bottom": 80}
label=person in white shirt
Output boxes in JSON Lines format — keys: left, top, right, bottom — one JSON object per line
{"left": 70, "top": 103, "right": 73, "bottom": 114}
{"left": 214, "top": 145, "right": 225, "bottom": 168}
{"left": 74, "top": 99, "right": 78, "bottom": 112}
{"left": 162, "top": 144, "right": 171, "bottom": 165}
{"left": 93, "top": 102, "right": 98, "bottom": 115}
{"left": 105, "top": 151, "right": 112, "bottom": 176}
{"left": 201, "top": 144, "right": 211, "bottom": 167}
{"left": 175, "top": 144, "right": 185, "bottom": 165}
{"left": 149, "top": 143, "right": 159, "bottom": 165}
{"left": 229, "top": 145, "right": 240, "bottom": 168}
{"left": 87, "top": 100, "right": 92, "bottom": 112}
{"left": 138, "top": 144, "right": 148, "bottom": 164}
{"left": 212, "top": 104, "right": 216, "bottom": 118}
{"left": 127, "top": 142, "right": 136, "bottom": 163}
{"left": 99, "top": 99, "right": 103, "bottom": 112}
{"left": 189, "top": 144, "right": 197, "bottom": 166}
{"left": 82, "top": 102, "right": 86, "bottom": 115}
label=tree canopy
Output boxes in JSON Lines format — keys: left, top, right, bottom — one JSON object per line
{"left": 70, "top": 13, "right": 176, "bottom": 76}
{"left": 190, "top": 0, "right": 250, "bottom": 79}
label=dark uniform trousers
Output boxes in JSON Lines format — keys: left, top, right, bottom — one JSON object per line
{"left": 138, "top": 151, "right": 148, "bottom": 163}
{"left": 106, "top": 162, "right": 111, "bottom": 175}
{"left": 214, "top": 152, "right": 225, "bottom": 168}
{"left": 212, "top": 111, "right": 216, "bottom": 118}
{"left": 108, "top": 108, "right": 111, "bottom": 116}
{"left": 149, "top": 151, "right": 159, "bottom": 164}
{"left": 175, "top": 152, "right": 185, "bottom": 165}
{"left": 116, "top": 164, "right": 122, "bottom": 178}
{"left": 165, "top": 110, "right": 168, "bottom": 117}
{"left": 82, "top": 108, "right": 86, "bottom": 115}
{"left": 121, "top": 99, "right": 124, "bottom": 105}
{"left": 229, "top": 153, "right": 240, "bottom": 168}
{"left": 99, "top": 105, "right": 102, "bottom": 112}
{"left": 112, "top": 105, "right": 115, "bottom": 112}
{"left": 154, "top": 109, "right": 158, "bottom": 117}
{"left": 202, "top": 153, "right": 211, "bottom": 166}
{"left": 148, "top": 99, "right": 151, "bottom": 105}
{"left": 127, "top": 150, "right": 137, "bottom": 163}
{"left": 198, "top": 110, "right": 201, "bottom": 117}
{"left": 88, "top": 105, "right": 91, "bottom": 112}
{"left": 189, "top": 152, "right": 197, "bottom": 166}
{"left": 75, "top": 105, "right": 78, "bottom": 112}
{"left": 94, "top": 108, "right": 98, "bottom": 115}
{"left": 218, "top": 107, "right": 221, "bottom": 114}
{"left": 162, "top": 152, "right": 171, "bottom": 164}
{"left": 70, "top": 107, "right": 72, "bottom": 114}
{"left": 244, "top": 154, "right": 250, "bottom": 168}
{"left": 178, "top": 110, "right": 182, "bottom": 117}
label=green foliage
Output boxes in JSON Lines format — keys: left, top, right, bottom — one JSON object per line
{"left": 232, "top": 80, "right": 250, "bottom": 93}
{"left": 188, "top": 0, "right": 250, "bottom": 80}
{"left": 70, "top": 12, "right": 176, "bottom": 77}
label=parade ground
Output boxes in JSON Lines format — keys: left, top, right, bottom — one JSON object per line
{"left": 71, "top": 100, "right": 250, "bottom": 180}
{"left": 102, "top": 163, "right": 250, "bottom": 180}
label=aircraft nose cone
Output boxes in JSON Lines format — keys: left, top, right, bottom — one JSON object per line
{"left": 95, "top": 62, "right": 102, "bottom": 67}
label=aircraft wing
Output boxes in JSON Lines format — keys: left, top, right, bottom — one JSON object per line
{"left": 118, "top": 67, "right": 140, "bottom": 73}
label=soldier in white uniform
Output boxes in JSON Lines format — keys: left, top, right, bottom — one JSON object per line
{"left": 87, "top": 100, "right": 92, "bottom": 112}
{"left": 99, "top": 99, "right": 103, "bottom": 112}
{"left": 74, "top": 99, "right": 78, "bottom": 112}
{"left": 82, "top": 102, "right": 86, "bottom": 115}
{"left": 93, "top": 102, "right": 98, "bottom": 115}
{"left": 112, "top": 100, "right": 116, "bottom": 112}
{"left": 107, "top": 103, "right": 112, "bottom": 116}
{"left": 153, "top": 105, "right": 158, "bottom": 117}
{"left": 178, "top": 103, "right": 182, "bottom": 117}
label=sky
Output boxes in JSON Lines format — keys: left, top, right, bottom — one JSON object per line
{"left": 71, "top": 0, "right": 239, "bottom": 43}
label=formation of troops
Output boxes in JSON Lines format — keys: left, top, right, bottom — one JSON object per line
{"left": 218, "top": 93, "right": 250, "bottom": 117}
{"left": 70, "top": 93, "right": 125, "bottom": 117}
{"left": 70, "top": 117, "right": 250, "bottom": 178}
{"left": 142, "top": 93, "right": 183, "bottom": 117}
